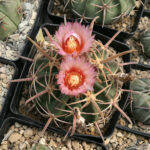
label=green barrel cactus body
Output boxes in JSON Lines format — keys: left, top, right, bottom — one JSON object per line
{"left": 30, "top": 47, "right": 123, "bottom": 124}
{"left": 0, "top": 0, "right": 22, "bottom": 40}
{"left": 65, "top": 0, "right": 135, "bottom": 25}
{"left": 140, "top": 27, "right": 150, "bottom": 57}
{"left": 131, "top": 78, "right": 150, "bottom": 124}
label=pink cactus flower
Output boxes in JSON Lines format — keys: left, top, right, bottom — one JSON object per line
{"left": 57, "top": 57, "right": 97, "bottom": 96}
{"left": 54, "top": 22, "right": 94, "bottom": 56}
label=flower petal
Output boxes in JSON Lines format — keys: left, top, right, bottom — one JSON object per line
{"left": 55, "top": 22, "right": 94, "bottom": 56}
{"left": 57, "top": 56, "right": 97, "bottom": 96}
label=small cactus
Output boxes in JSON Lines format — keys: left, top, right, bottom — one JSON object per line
{"left": 12, "top": 22, "right": 133, "bottom": 137}
{"left": 130, "top": 78, "right": 150, "bottom": 124}
{"left": 64, "top": 0, "right": 135, "bottom": 26}
{"left": 140, "top": 27, "right": 150, "bottom": 58}
{"left": 0, "top": 0, "right": 22, "bottom": 40}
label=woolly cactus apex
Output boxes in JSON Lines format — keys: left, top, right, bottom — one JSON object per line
{"left": 64, "top": 0, "right": 135, "bottom": 26}
{"left": 0, "top": 0, "right": 22, "bottom": 40}
{"left": 140, "top": 27, "right": 150, "bottom": 58}
{"left": 131, "top": 78, "right": 150, "bottom": 124}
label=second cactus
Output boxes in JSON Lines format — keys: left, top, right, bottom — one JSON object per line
{"left": 131, "top": 78, "right": 150, "bottom": 125}
{"left": 64, "top": 0, "right": 135, "bottom": 25}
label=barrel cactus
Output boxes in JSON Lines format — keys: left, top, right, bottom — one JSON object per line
{"left": 0, "top": 0, "right": 22, "bottom": 40}
{"left": 140, "top": 27, "right": 150, "bottom": 58}
{"left": 130, "top": 78, "right": 150, "bottom": 125}
{"left": 12, "top": 21, "right": 133, "bottom": 136}
{"left": 64, "top": 0, "right": 135, "bottom": 26}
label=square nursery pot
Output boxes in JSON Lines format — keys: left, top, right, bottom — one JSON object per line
{"left": 46, "top": 0, "right": 146, "bottom": 43}
{"left": 0, "top": 58, "right": 18, "bottom": 127}
{"left": 8, "top": 23, "right": 131, "bottom": 146}
{"left": 115, "top": 63, "right": 150, "bottom": 140}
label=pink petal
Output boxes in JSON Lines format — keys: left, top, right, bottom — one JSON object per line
{"left": 57, "top": 56, "right": 97, "bottom": 96}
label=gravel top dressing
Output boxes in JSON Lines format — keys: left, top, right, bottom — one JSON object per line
{"left": 0, "top": 63, "right": 14, "bottom": 113}
{"left": 0, "top": 0, "right": 40, "bottom": 60}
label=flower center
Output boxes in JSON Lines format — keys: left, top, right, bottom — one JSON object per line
{"left": 63, "top": 35, "right": 81, "bottom": 54}
{"left": 64, "top": 67, "right": 85, "bottom": 90}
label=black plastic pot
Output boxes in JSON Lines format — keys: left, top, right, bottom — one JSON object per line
{"left": 143, "top": 9, "right": 150, "bottom": 17}
{"left": 47, "top": 0, "right": 146, "bottom": 42}
{"left": 9, "top": 23, "right": 130, "bottom": 146}
{"left": 116, "top": 124, "right": 150, "bottom": 139}
{"left": 0, "top": 58, "right": 18, "bottom": 127}
{"left": 115, "top": 63, "right": 150, "bottom": 139}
